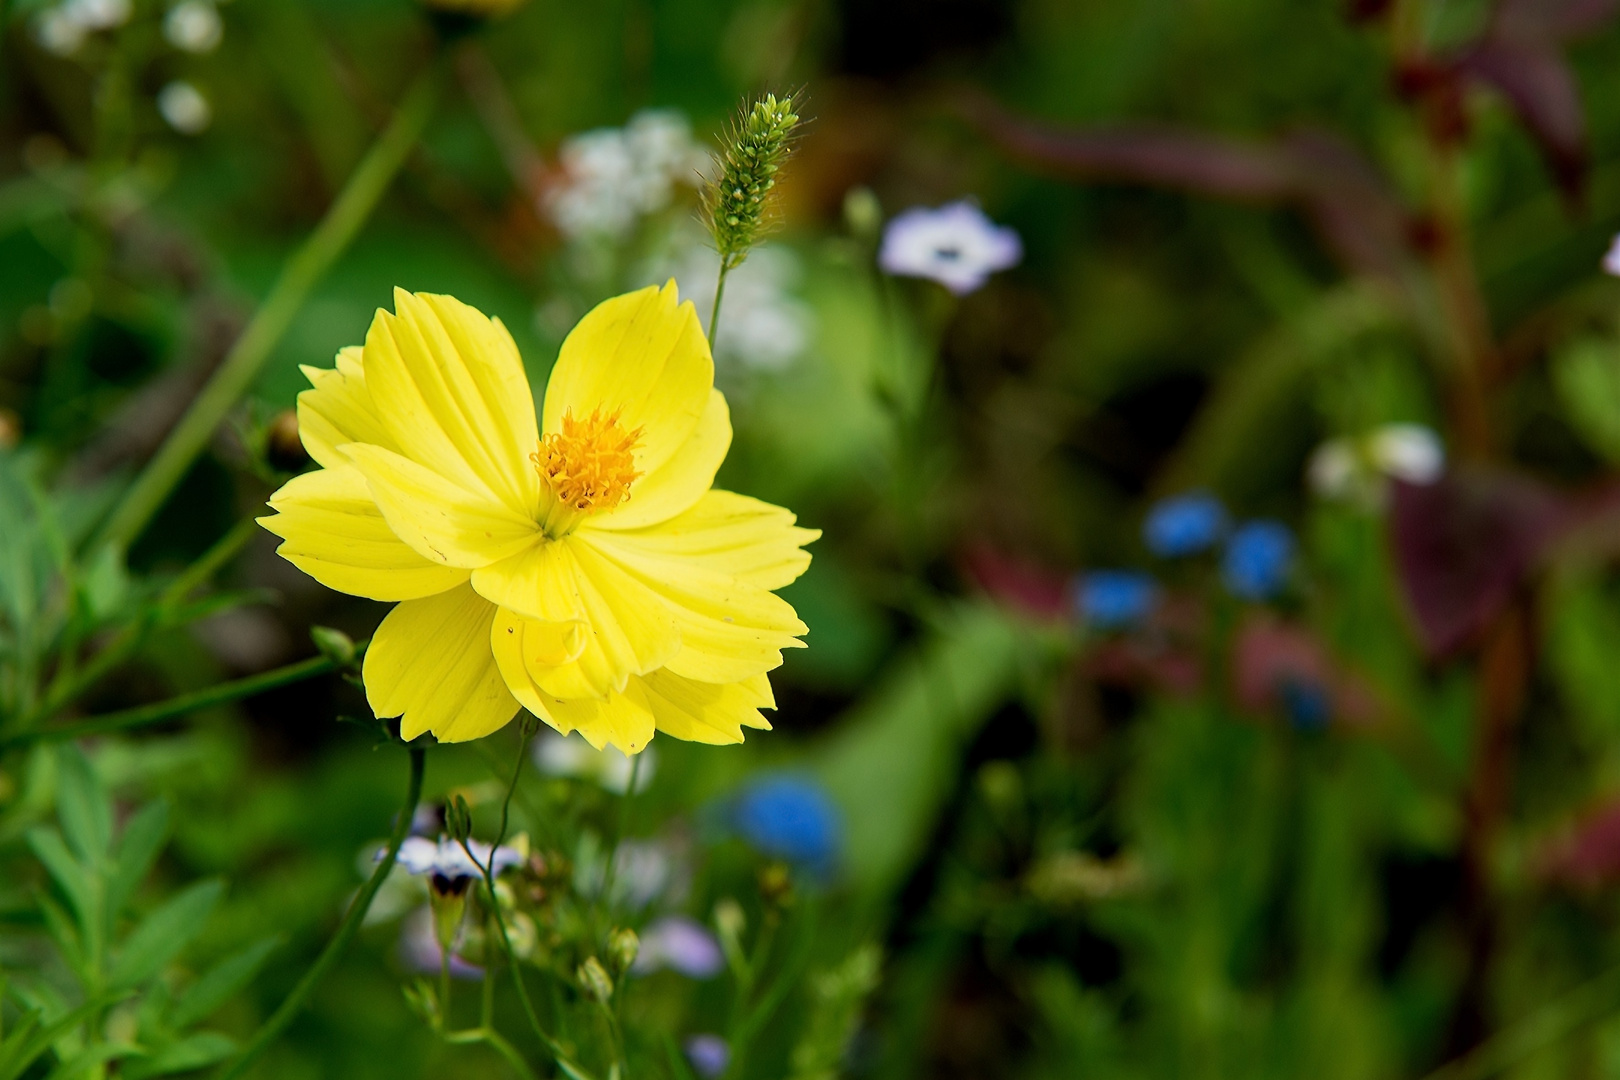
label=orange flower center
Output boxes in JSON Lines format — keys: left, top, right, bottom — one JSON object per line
{"left": 531, "top": 408, "right": 644, "bottom": 520}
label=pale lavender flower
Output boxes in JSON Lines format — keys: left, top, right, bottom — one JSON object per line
{"left": 391, "top": 836, "right": 523, "bottom": 882}
{"left": 1605, "top": 234, "right": 1620, "bottom": 277}
{"left": 632, "top": 915, "right": 725, "bottom": 978}
{"left": 878, "top": 200, "right": 1022, "bottom": 294}
{"left": 684, "top": 1035, "right": 730, "bottom": 1078}
{"left": 399, "top": 906, "right": 482, "bottom": 980}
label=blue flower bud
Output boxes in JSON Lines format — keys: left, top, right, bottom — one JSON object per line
{"left": 1223, "top": 520, "right": 1295, "bottom": 600}
{"left": 1075, "top": 570, "right": 1158, "bottom": 629}
{"left": 1143, "top": 491, "right": 1228, "bottom": 556}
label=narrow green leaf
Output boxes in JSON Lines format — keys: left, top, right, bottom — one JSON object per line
{"left": 41, "top": 1041, "right": 137, "bottom": 1080}
{"left": 36, "top": 892, "right": 85, "bottom": 978}
{"left": 107, "top": 801, "right": 170, "bottom": 921}
{"left": 54, "top": 748, "right": 111, "bottom": 866}
{"left": 25, "top": 829, "right": 92, "bottom": 927}
{"left": 169, "top": 937, "right": 278, "bottom": 1029}
{"left": 122, "top": 1032, "right": 236, "bottom": 1080}
{"left": 110, "top": 881, "right": 224, "bottom": 990}
{"left": 0, "top": 1010, "right": 43, "bottom": 1079}
{"left": 0, "top": 993, "right": 129, "bottom": 1080}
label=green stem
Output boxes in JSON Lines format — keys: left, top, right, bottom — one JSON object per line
{"left": 26, "top": 519, "right": 260, "bottom": 732}
{"left": 444, "top": 1028, "right": 541, "bottom": 1080}
{"left": 3, "top": 643, "right": 365, "bottom": 751}
{"left": 1419, "top": 963, "right": 1620, "bottom": 1080}
{"left": 708, "top": 262, "right": 731, "bottom": 351}
{"left": 93, "top": 62, "right": 443, "bottom": 554}
{"left": 215, "top": 745, "right": 425, "bottom": 1080}
{"left": 458, "top": 735, "right": 592, "bottom": 1079}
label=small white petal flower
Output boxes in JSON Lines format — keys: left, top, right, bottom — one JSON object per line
{"left": 64, "top": 0, "right": 130, "bottom": 30}
{"left": 1604, "top": 234, "right": 1620, "bottom": 277}
{"left": 878, "top": 200, "right": 1022, "bottom": 294}
{"left": 399, "top": 906, "right": 483, "bottom": 979}
{"left": 157, "top": 81, "right": 211, "bottom": 134}
{"left": 35, "top": 8, "right": 87, "bottom": 54}
{"left": 391, "top": 836, "right": 523, "bottom": 881}
{"left": 1307, "top": 423, "right": 1444, "bottom": 505}
{"left": 164, "top": 1, "right": 223, "bottom": 53}
{"left": 544, "top": 109, "right": 710, "bottom": 242}
{"left": 1370, "top": 423, "right": 1444, "bottom": 484}
{"left": 534, "top": 731, "right": 656, "bottom": 793}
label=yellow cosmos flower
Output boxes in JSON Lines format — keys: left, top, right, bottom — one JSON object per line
{"left": 259, "top": 283, "right": 817, "bottom": 754}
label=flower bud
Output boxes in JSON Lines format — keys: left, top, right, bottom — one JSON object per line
{"left": 267, "top": 409, "right": 307, "bottom": 471}
{"left": 445, "top": 795, "right": 474, "bottom": 844}
{"left": 310, "top": 626, "right": 356, "bottom": 667}
{"left": 757, "top": 862, "right": 794, "bottom": 908}
{"left": 577, "top": 956, "right": 613, "bottom": 1003}
{"left": 843, "top": 186, "right": 882, "bottom": 242}
{"left": 607, "top": 927, "right": 640, "bottom": 974}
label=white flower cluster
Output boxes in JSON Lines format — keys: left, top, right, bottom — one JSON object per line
{"left": 1307, "top": 423, "right": 1444, "bottom": 506}
{"left": 663, "top": 241, "right": 813, "bottom": 372}
{"left": 534, "top": 730, "right": 656, "bottom": 793}
{"left": 544, "top": 110, "right": 713, "bottom": 241}
{"left": 164, "top": 0, "right": 223, "bottom": 53}
{"left": 34, "top": 0, "right": 130, "bottom": 55}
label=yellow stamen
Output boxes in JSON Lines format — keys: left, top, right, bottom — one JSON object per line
{"left": 531, "top": 408, "right": 643, "bottom": 529}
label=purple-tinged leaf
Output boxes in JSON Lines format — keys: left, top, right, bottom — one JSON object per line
{"left": 1390, "top": 469, "right": 1568, "bottom": 658}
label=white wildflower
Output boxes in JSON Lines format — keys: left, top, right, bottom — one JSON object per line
{"left": 157, "top": 81, "right": 211, "bottom": 134}
{"left": 164, "top": 1, "right": 223, "bottom": 53}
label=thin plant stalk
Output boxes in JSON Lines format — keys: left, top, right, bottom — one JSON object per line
{"left": 26, "top": 517, "right": 259, "bottom": 731}
{"left": 708, "top": 263, "right": 731, "bottom": 351}
{"left": 457, "top": 729, "right": 591, "bottom": 1078}
{"left": 94, "top": 61, "right": 444, "bottom": 553}
{"left": 214, "top": 745, "right": 425, "bottom": 1080}
{"left": 3, "top": 643, "right": 366, "bottom": 751}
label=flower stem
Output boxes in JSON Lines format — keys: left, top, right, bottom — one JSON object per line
{"left": 458, "top": 733, "right": 593, "bottom": 1079}
{"left": 215, "top": 745, "right": 425, "bottom": 1080}
{"left": 708, "top": 261, "right": 731, "bottom": 352}
{"left": 24, "top": 518, "right": 259, "bottom": 732}
{"left": 2, "top": 642, "right": 366, "bottom": 751}
{"left": 93, "top": 60, "right": 444, "bottom": 554}
{"left": 445, "top": 1027, "right": 541, "bottom": 1080}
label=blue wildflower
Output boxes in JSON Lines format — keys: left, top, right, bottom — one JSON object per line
{"left": 1143, "top": 491, "right": 1228, "bottom": 556}
{"left": 732, "top": 776, "right": 841, "bottom": 874}
{"left": 1223, "top": 520, "right": 1294, "bottom": 600}
{"left": 1076, "top": 570, "right": 1158, "bottom": 629}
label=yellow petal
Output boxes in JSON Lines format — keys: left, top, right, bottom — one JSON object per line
{"left": 587, "top": 389, "right": 732, "bottom": 531}
{"left": 296, "top": 346, "right": 397, "bottom": 470}
{"left": 470, "top": 537, "right": 585, "bottom": 623}
{"left": 260, "top": 466, "right": 469, "bottom": 601}
{"left": 364, "top": 584, "right": 519, "bottom": 743}
{"left": 542, "top": 282, "right": 712, "bottom": 480}
{"left": 578, "top": 532, "right": 807, "bottom": 683}
{"left": 478, "top": 537, "right": 679, "bottom": 699}
{"left": 639, "top": 670, "right": 775, "bottom": 745}
{"left": 585, "top": 489, "right": 817, "bottom": 589}
{"left": 343, "top": 443, "right": 539, "bottom": 569}
{"left": 490, "top": 611, "right": 656, "bottom": 754}
{"left": 362, "top": 290, "right": 541, "bottom": 516}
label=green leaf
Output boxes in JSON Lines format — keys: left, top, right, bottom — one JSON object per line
{"left": 169, "top": 937, "right": 278, "bottom": 1029}
{"left": 26, "top": 828, "right": 92, "bottom": 927}
{"left": 0, "top": 992, "right": 129, "bottom": 1080}
{"left": 1554, "top": 337, "right": 1620, "bottom": 465}
{"left": 110, "top": 880, "right": 224, "bottom": 990}
{"left": 36, "top": 891, "right": 86, "bottom": 977}
{"left": 107, "top": 801, "right": 170, "bottom": 921}
{"left": 41, "top": 1041, "right": 138, "bottom": 1080}
{"left": 54, "top": 747, "right": 111, "bottom": 867}
{"left": 122, "top": 1032, "right": 237, "bottom": 1080}
{"left": 77, "top": 545, "right": 128, "bottom": 624}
